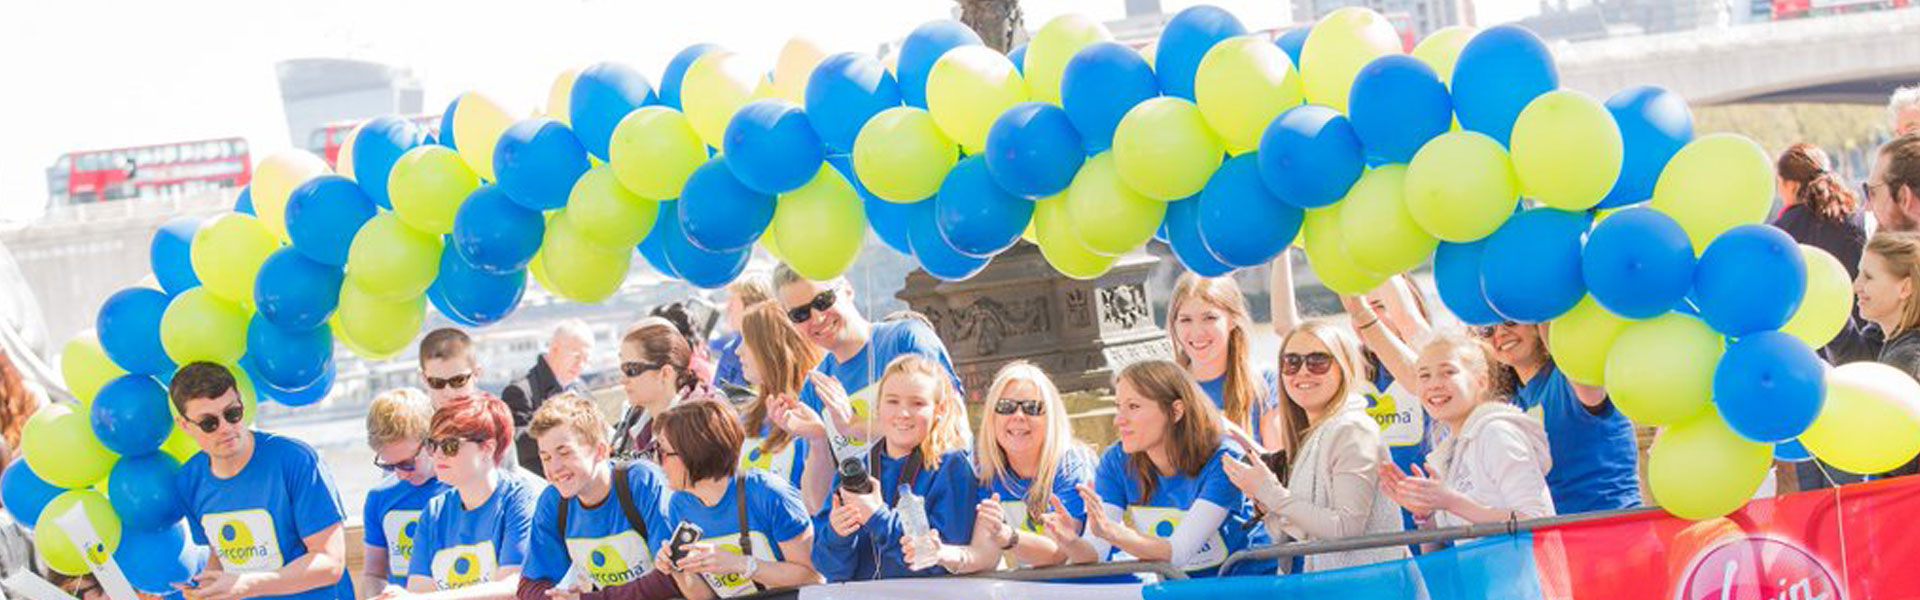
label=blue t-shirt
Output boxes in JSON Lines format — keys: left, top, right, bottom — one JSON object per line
{"left": 524, "top": 461, "right": 674, "bottom": 589}
{"left": 712, "top": 332, "right": 748, "bottom": 389}
{"left": 819, "top": 320, "right": 965, "bottom": 414}
{"left": 407, "top": 470, "right": 543, "bottom": 591}
{"left": 814, "top": 448, "right": 976, "bottom": 582}
{"left": 362, "top": 476, "right": 450, "bottom": 585}
{"left": 1091, "top": 443, "right": 1273, "bottom": 577}
{"left": 978, "top": 447, "right": 1095, "bottom": 566}
{"left": 666, "top": 471, "right": 813, "bottom": 598}
{"left": 1197, "top": 368, "right": 1278, "bottom": 447}
{"left": 740, "top": 435, "right": 809, "bottom": 491}
{"left": 1513, "top": 364, "right": 1642, "bottom": 514}
{"left": 177, "top": 431, "right": 353, "bottom": 600}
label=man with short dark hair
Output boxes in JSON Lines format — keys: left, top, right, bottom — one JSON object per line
{"left": 169, "top": 362, "right": 352, "bottom": 600}
{"left": 1867, "top": 134, "right": 1920, "bottom": 233}
{"left": 417, "top": 328, "right": 483, "bottom": 409}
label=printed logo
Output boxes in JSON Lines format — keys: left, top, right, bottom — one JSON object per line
{"left": 696, "top": 531, "right": 774, "bottom": 599}
{"left": 1125, "top": 506, "right": 1225, "bottom": 571}
{"left": 430, "top": 542, "right": 498, "bottom": 590}
{"left": 383, "top": 510, "right": 422, "bottom": 577}
{"left": 739, "top": 440, "right": 798, "bottom": 481}
{"left": 204, "top": 510, "right": 284, "bottom": 573}
{"left": 565, "top": 531, "right": 651, "bottom": 588}
{"left": 84, "top": 542, "right": 109, "bottom": 566}
{"left": 1675, "top": 535, "right": 1843, "bottom": 600}
{"left": 1366, "top": 387, "right": 1426, "bottom": 447}
{"left": 998, "top": 500, "right": 1044, "bottom": 534}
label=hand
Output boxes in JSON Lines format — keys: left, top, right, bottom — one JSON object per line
{"left": 1339, "top": 294, "right": 1379, "bottom": 327}
{"left": 975, "top": 495, "right": 1014, "bottom": 550}
{"left": 808, "top": 372, "right": 856, "bottom": 427}
{"left": 371, "top": 585, "right": 413, "bottom": 600}
{"left": 900, "top": 530, "right": 963, "bottom": 571}
{"left": 544, "top": 585, "right": 583, "bottom": 600}
{"left": 839, "top": 486, "right": 883, "bottom": 524}
{"left": 654, "top": 546, "right": 681, "bottom": 574}
{"left": 179, "top": 572, "right": 255, "bottom": 600}
{"left": 1222, "top": 453, "right": 1286, "bottom": 510}
{"left": 676, "top": 542, "right": 750, "bottom": 576}
{"left": 1224, "top": 420, "right": 1263, "bottom": 456}
{"left": 773, "top": 393, "right": 829, "bottom": 441}
{"left": 1040, "top": 495, "right": 1085, "bottom": 547}
{"left": 1377, "top": 463, "right": 1440, "bottom": 518}
{"left": 1075, "top": 483, "right": 1123, "bottom": 542}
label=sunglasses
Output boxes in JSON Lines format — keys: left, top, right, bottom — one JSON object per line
{"left": 426, "top": 437, "right": 484, "bottom": 456}
{"left": 786, "top": 290, "right": 837, "bottom": 324}
{"left": 424, "top": 372, "right": 474, "bottom": 390}
{"left": 994, "top": 398, "right": 1046, "bottom": 416}
{"left": 188, "top": 404, "right": 246, "bottom": 433}
{"left": 622, "top": 361, "right": 664, "bottom": 378}
{"left": 374, "top": 446, "right": 425, "bottom": 473}
{"left": 1282, "top": 352, "right": 1335, "bottom": 376}
{"left": 1470, "top": 321, "right": 1521, "bottom": 339}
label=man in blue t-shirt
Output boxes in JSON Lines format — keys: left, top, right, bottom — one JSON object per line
{"left": 169, "top": 362, "right": 352, "bottom": 600}
{"left": 772, "top": 265, "right": 964, "bottom": 415}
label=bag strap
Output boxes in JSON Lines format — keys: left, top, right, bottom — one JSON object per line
{"left": 554, "top": 488, "right": 571, "bottom": 553}
{"left": 613, "top": 462, "right": 651, "bottom": 543}
{"left": 734, "top": 477, "right": 764, "bottom": 593}
{"left": 869, "top": 444, "right": 926, "bottom": 508}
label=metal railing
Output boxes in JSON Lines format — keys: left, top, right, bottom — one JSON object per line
{"left": 978, "top": 559, "right": 1189, "bottom": 581}
{"left": 1216, "top": 507, "right": 1647, "bottom": 575}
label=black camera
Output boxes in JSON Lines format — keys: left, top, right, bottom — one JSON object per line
{"left": 838, "top": 457, "right": 873, "bottom": 495}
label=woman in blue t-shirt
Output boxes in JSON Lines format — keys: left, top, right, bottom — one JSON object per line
{"left": 362, "top": 388, "right": 450, "bottom": 596}
{"left": 519, "top": 393, "right": 679, "bottom": 600}
{"left": 399, "top": 394, "right": 541, "bottom": 599}
{"left": 735, "top": 300, "right": 823, "bottom": 491}
{"left": 651, "top": 399, "right": 820, "bottom": 599}
{"left": 1167, "top": 273, "right": 1278, "bottom": 452}
{"left": 1473, "top": 321, "right": 1642, "bottom": 514}
{"left": 1058, "top": 360, "right": 1272, "bottom": 577}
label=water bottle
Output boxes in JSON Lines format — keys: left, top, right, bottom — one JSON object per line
{"left": 897, "top": 485, "right": 938, "bottom": 570}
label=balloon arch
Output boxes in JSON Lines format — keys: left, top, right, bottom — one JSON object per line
{"left": 12, "top": 3, "right": 1920, "bottom": 587}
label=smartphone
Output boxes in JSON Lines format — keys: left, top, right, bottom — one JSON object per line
{"left": 668, "top": 521, "right": 705, "bottom": 564}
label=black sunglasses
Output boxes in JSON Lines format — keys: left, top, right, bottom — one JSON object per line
{"left": 622, "top": 361, "right": 665, "bottom": 378}
{"left": 1470, "top": 321, "right": 1521, "bottom": 339}
{"left": 424, "top": 372, "right": 474, "bottom": 390}
{"left": 1282, "top": 352, "right": 1335, "bottom": 376}
{"left": 189, "top": 404, "right": 246, "bottom": 433}
{"left": 374, "top": 445, "right": 425, "bottom": 473}
{"left": 426, "top": 436, "right": 484, "bottom": 456}
{"left": 787, "top": 290, "right": 837, "bottom": 324}
{"left": 994, "top": 398, "right": 1046, "bottom": 416}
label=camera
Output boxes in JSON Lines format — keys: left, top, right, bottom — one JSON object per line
{"left": 668, "top": 521, "right": 704, "bottom": 563}
{"left": 838, "top": 457, "right": 873, "bottom": 495}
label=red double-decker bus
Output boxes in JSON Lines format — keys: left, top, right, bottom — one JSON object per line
{"left": 311, "top": 114, "right": 442, "bottom": 169}
{"left": 50, "top": 137, "right": 251, "bottom": 205}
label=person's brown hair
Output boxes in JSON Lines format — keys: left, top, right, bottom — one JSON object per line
{"left": 168, "top": 362, "right": 237, "bottom": 415}
{"left": 623, "top": 318, "right": 698, "bottom": 391}
{"left": 1884, "top": 135, "right": 1920, "bottom": 204}
{"left": 1114, "top": 360, "right": 1222, "bottom": 500}
{"left": 430, "top": 393, "right": 514, "bottom": 464}
{"left": 1166, "top": 273, "right": 1258, "bottom": 435}
{"left": 740, "top": 301, "right": 823, "bottom": 455}
{"left": 727, "top": 275, "right": 773, "bottom": 309}
{"left": 527, "top": 391, "right": 609, "bottom": 448}
{"left": 878, "top": 354, "right": 971, "bottom": 469}
{"left": 418, "top": 328, "right": 473, "bottom": 366}
{"left": 1777, "top": 143, "right": 1858, "bottom": 221}
{"left": 655, "top": 399, "right": 746, "bottom": 483}
{"left": 0, "top": 351, "right": 37, "bottom": 450}
{"left": 366, "top": 387, "right": 432, "bottom": 450}
{"left": 1866, "top": 232, "right": 1920, "bottom": 336}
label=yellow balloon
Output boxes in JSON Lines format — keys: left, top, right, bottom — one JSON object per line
{"left": 547, "top": 67, "right": 581, "bottom": 123}
{"left": 162, "top": 425, "right": 198, "bottom": 463}
{"left": 610, "top": 106, "right": 707, "bottom": 200}
{"left": 774, "top": 36, "right": 829, "bottom": 104}
{"left": 567, "top": 165, "right": 659, "bottom": 250}
{"left": 1604, "top": 312, "right": 1722, "bottom": 426}
{"left": 1067, "top": 153, "right": 1165, "bottom": 256}
{"left": 336, "top": 122, "right": 364, "bottom": 179}
{"left": 1339, "top": 165, "right": 1436, "bottom": 274}
{"left": 389, "top": 145, "right": 480, "bottom": 236}
{"left": 1547, "top": 296, "right": 1631, "bottom": 386}
{"left": 1647, "top": 411, "right": 1772, "bottom": 520}
{"left": 1651, "top": 134, "right": 1774, "bottom": 253}
{"left": 21, "top": 403, "right": 117, "bottom": 489}
{"left": 335, "top": 284, "right": 426, "bottom": 360}
{"left": 1139, "top": 41, "right": 1158, "bottom": 68}
{"left": 1781, "top": 245, "right": 1854, "bottom": 348}
{"left": 1302, "top": 204, "right": 1387, "bottom": 294}
{"left": 1800, "top": 361, "right": 1920, "bottom": 474}
{"left": 345, "top": 214, "right": 442, "bottom": 301}
{"left": 1035, "top": 195, "right": 1117, "bottom": 280}
{"left": 451, "top": 91, "right": 516, "bottom": 181}
{"left": 1404, "top": 130, "right": 1518, "bottom": 242}
{"left": 1024, "top": 14, "right": 1113, "bottom": 105}
{"left": 1410, "top": 26, "right": 1476, "bottom": 85}
{"left": 191, "top": 213, "right": 278, "bottom": 309}
{"left": 60, "top": 335, "right": 124, "bottom": 407}
{"left": 773, "top": 165, "right": 868, "bottom": 281}
{"left": 752, "top": 72, "right": 777, "bottom": 101}
{"left": 250, "top": 150, "right": 329, "bottom": 242}
{"left": 682, "top": 51, "right": 759, "bottom": 148}
{"left": 926, "top": 45, "right": 1027, "bottom": 153}
{"left": 1511, "top": 90, "right": 1623, "bottom": 211}
{"left": 541, "top": 211, "right": 632, "bottom": 303}
{"left": 160, "top": 288, "right": 249, "bottom": 366}
{"left": 34, "top": 490, "right": 121, "bottom": 576}
{"left": 853, "top": 107, "right": 958, "bottom": 202}
{"left": 1300, "top": 7, "right": 1402, "bottom": 112}
{"left": 1112, "top": 97, "right": 1223, "bottom": 201}
{"left": 1196, "top": 36, "right": 1304, "bottom": 155}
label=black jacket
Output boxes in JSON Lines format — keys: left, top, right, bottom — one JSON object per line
{"left": 501, "top": 355, "right": 565, "bottom": 476}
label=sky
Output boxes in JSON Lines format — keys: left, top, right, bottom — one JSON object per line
{"left": 0, "top": 0, "right": 1543, "bottom": 223}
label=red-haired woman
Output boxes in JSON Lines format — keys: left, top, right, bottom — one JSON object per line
{"left": 390, "top": 394, "right": 541, "bottom": 600}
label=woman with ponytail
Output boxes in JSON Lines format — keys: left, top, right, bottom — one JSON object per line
{"left": 1774, "top": 142, "right": 1868, "bottom": 278}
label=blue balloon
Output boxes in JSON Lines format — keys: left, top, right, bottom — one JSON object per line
{"left": 985, "top": 102, "right": 1085, "bottom": 199}
{"left": 1258, "top": 105, "right": 1365, "bottom": 209}
{"left": 90, "top": 375, "right": 173, "bottom": 456}
{"left": 1600, "top": 86, "right": 1693, "bottom": 208}
{"left": 1061, "top": 42, "right": 1160, "bottom": 154}
{"left": 249, "top": 357, "right": 334, "bottom": 407}
{"left": 439, "top": 97, "right": 460, "bottom": 150}
{"left": 897, "top": 20, "right": 983, "bottom": 108}
{"left": 285, "top": 174, "right": 378, "bottom": 267}
{"left": 150, "top": 216, "right": 204, "bottom": 296}
{"left": 1434, "top": 240, "right": 1504, "bottom": 326}
{"left": 1348, "top": 55, "right": 1452, "bottom": 165}
{"left": 246, "top": 313, "right": 332, "bottom": 390}
{"left": 254, "top": 247, "right": 344, "bottom": 332}
{"left": 637, "top": 200, "right": 682, "bottom": 279}
{"left": 807, "top": 53, "right": 903, "bottom": 155}
{"left": 106, "top": 454, "right": 185, "bottom": 532}
{"left": 429, "top": 246, "right": 526, "bottom": 327}
{"left": 116, "top": 521, "right": 204, "bottom": 594}
{"left": 679, "top": 156, "right": 776, "bottom": 252}
{"left": 1695, "top": 224, "right": 1806, "bottom": 337}
{"left": 1480, "top": 208, "right": 1588, "bottom": 322}
{"left": 1008, "top": 44, "right": 1028, "bottom": 75}
{"left": 723, "top": 100, "right": 826, "bottom": 195}
{"left": 97, "top": 287, "right": 176, "bottom": 376}
{"left": 0, "top": 457, "right": 62, "bottom": 526}
{"left": 1581, "top": 208, "right": 1694, "bottom": 319}
{"left": 350, "top": 116, "right": 432, "bottom": 209}
{"left": 571, "top": 62, "right": 659, "bottom": 160}
{"left": 494, "top": 118, "right": 590, "bottom": 211}
{"left": 1165, "top": 196, "right": 1234, "bottom": 277}
{"left": 1714, "top": 331, "right": 1825, "bottom": 443}
{"left": 453, "top": 185, "right": 545, "bottom": 274}
{"left": 659, "top": 43, "right": 722, "bottom": 110}
{"left": 1275, "top": 28, "right": 1310, "bottom": 68}
{"left": 829, "top": 155, "right": 911, "bottom": 255}
{"left": 233, "top": 186, "right": 254, "bottom": 216}
{"left": 1775, "top": 439, "right": 1813, "bottom": 462}
{"left": 1450, "top": 25, "right": 1558, "bottom": 147}
{"left": 660, "top": 206, "right": 751, "bottom": 289}
{"left": 910, "top": 198, "right": 991, "bottom": 281}
{"left": 935, "top": 156, "right": 1031, "bottom": 258}
{"left": 1154, "top": 5, "right": 1246, "bottom": 100}
{"left": 1199, "top": 154, "right": 1302, "bottom": 268}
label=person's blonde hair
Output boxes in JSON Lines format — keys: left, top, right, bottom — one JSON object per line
{"left": 1114, "top": 360, "right": 1223, "bottom": 500}
{"left": 1167, "top": 273, "right": 1258, "bottom": 434}
{"left": 1867, "top": 231, "right": 1920, "bottom": 336}
{"left": 366, "top": 387, "right": 432, "bottom": 450}
{"left": 878, "top": 354, "right": 970, "bottom": 469}
{"left": 975, "top": 362, "right": 1085, "bottom": 523}
{"left": 740, "top": 300, "right": 824, "bottom": 454}
{"left": 728, "top": 274, "right": 774, "bottom": 309}
{"left": 527, "top": 391, "right": 610, "bottom": 448}
{"left": 1274, "top": 321, "right": 1370, "bottom": 457}
{"left": 1416, "top": 333, "right": 1506, "bottom": 409}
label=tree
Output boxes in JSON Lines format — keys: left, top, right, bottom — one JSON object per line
{"left": 956, "top": 0, "right": 1025, "bottom": 52}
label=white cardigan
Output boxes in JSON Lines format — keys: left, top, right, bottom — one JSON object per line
{"left": 1427, "top": 402, "right": 1556, "bottom": 530}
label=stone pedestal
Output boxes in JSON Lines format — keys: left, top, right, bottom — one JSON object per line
{"left": 897, "top": 243, "right": 1172, "bottom": 400}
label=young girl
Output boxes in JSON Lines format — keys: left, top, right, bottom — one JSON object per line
{"left": 1854, "top": 232, "right": 1920, "bottom": 475}
{"left": 1168, "top": 273, "right": 1278, "bottom": 452}
{"left": 653, "top": 400, "right": 821, "bottom": 598}
{"left": 1058, "top": 360, "right": 1272, "bottom": 577}
{"left": 1380, "top": 335, "right": 1555, "bottom": 536}
{"left": 399, "top": 395, "right": 542, "bottom": 599}
{"left": 736, "top": 301, "right": 822, "bottom": 491}
{"left": 519, "top": 393, "right": 678, "bottom": 600}
{"left": 901, "top": 362, "right": 1094, "bottom": 573}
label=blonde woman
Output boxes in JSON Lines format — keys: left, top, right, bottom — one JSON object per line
{"left": 736, "top": 301, "right": 825, "bottom": 490}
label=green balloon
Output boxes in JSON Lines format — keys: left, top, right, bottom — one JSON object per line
{"left": 1302, "top": 204, "right": 1387, "bottom": 295}
{"left": 1510, "top": 90, "right": 1622, "bottom": 211}
{"left": 1604, "top": 312, "right": 1722, "bottom": 426}
{"left": 60, "top": 335, "right": 124, "bottom": 407}
{"left": 1035, "top": 195, "right": 1116, "bottom": 280}
{"left": 567, "top": 165, "right": 659, "bottom": 250}
{"left": 346, "top": 213, "right": 442, "bottom": 302}
{"left": 1546, "top": 296, "right": 1631, "bottom": 386}
{"left": 35, "top": 490, "right": 121, "bottom": 575}
{"left": 190, "top": 213, "right": 278, "bottom": 308}
{"left": 160, "top": 288, "right": 249, "bottom": 366}
{"left": 1404, "top": 131, "right": 1518, "bottom": 242}
{"left": 1647, "top": 411, "right": 1771, "bottom": 520}
{"left": 773, "top": 166, "right": 867, "bottom": 281}
{"left": 389, "top": 145, "right": 479, "bottom": 236}
{"left": 1651, "top": 134, "right": 1773, "bottom": 252}
{"left": 1340, "top": 165, "right": 1437, "bottom": 274}
{"left": 336, "top": 284, "right": 426, "bottom": 360}
{"left": 161, "top": 425, "right": 199, "bottom": 464}
{"left": 542, "top": 212, "right": 632, "bottom": 303}
{"left": 1068, "top": 153, "right": 1166, "bottom": 256}
{"left": 22, "top": 404, "right": 118, "bottom": 489}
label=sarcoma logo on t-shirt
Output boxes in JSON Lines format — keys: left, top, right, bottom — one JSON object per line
{"left": 383, "top": 510, "right": 423, "bottom": 576}
{"left": 1675, "top": 535, "right": 1842, "bottom": 600}
{"left": 431, "top": 543, "right": 498, "bottom": 590}
{"left": 204, "top": 510, "right": 283, "bottom": 573}
{"left": 696, "top": 532, "right": 774, "bottom": 599}
{"left": 1124, "top": 506, "right": 1225, "bottom": 572}
{"left": 565, "top": 532, "right": 650, "bottom": 588}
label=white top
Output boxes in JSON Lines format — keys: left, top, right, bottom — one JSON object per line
{"left": 1270, "top": 394, "right": 1410, "bottom": 572}
{"left": 1427, "top": 402, "right": 1556, "bottom": 530}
